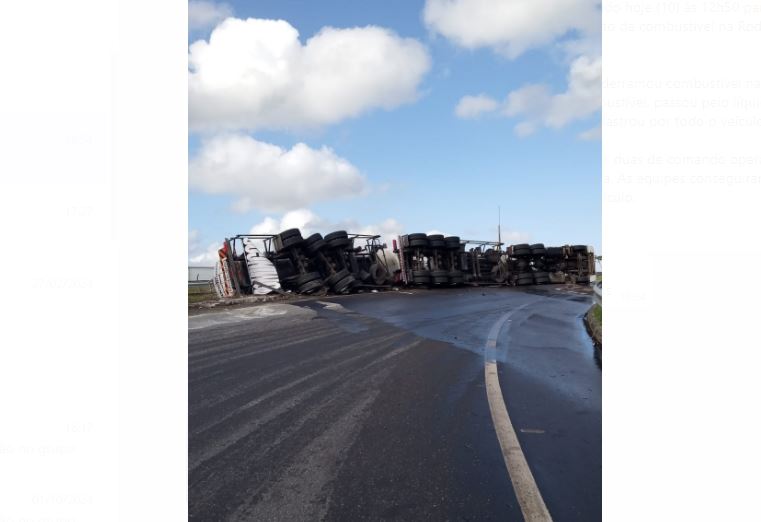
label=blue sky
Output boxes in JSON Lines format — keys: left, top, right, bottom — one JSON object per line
{"left": 188, "top": 0, "right": 601, "bottom": 263}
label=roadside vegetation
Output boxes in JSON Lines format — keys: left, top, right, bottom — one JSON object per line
{"left": 189, "top": 284, "right": 217, "bottom": 304}
{"left": 586, "top": 304, "right": 602, "bottom": 347}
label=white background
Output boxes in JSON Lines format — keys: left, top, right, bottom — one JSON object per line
{"left": 1, "top": 0, "right": 760, "bottom": 520}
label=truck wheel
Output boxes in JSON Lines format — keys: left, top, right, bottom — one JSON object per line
{"left": 298, "top": 279, "right": 323, "bottom": 294}
{"left": 444, "top": 236, "right": 461, "bottom": 249}
{"left": 369, "top": 264, "right": 389, "bottom": 285}
{"left": 281, "top": 274, "right": 300, "bottom": 288}
{"left": 303, "top": 233, "right": 326, "bottom": 254}
{"left": 333, "top": 274, "right": 355, "bottom": 293}
{"left": 412, "top": 270, "right": 431, "bottom": 284}
{"left": 279, "top": 228, "right": 302, "bottom": 240}
{"left": 430, "top": 269, "right": 448, "bottom": 284}
{"left": 448, "top": 270, "right": 464, "bottom": 284}
{"left": 326, "top": 237, "right": 352, "bottom": 250}
{"left": 324, "top": 230, "right": 348, "bottom": 242}
{"left": 325, "top": 268, "right": 350, "bottom": 287}
{"left": 294, "top": 272, "right": 322, "bottom": 286}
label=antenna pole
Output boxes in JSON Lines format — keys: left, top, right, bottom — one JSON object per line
{"left": 498, "top": 205, "right": 502, "bottom": 249}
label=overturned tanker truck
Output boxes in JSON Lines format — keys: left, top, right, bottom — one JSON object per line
{"left": 211, "top": 228, "right": 595, "bottom": 298}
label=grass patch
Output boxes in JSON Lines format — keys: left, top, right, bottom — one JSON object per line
{"left": 591, "top": 304, "right": 602, "bottom": 326}
{"left": 189, "top": 284, "right": 217, "bottom": 304}
{"left": 189, "top": 293, "right": 216, "bottom": 304}
{"left": 586, "top": 304, "right": 602, "bottom": 347}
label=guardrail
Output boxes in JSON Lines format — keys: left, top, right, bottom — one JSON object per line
{"left": 593, "top": 281, "right": 602, "bottom": 306}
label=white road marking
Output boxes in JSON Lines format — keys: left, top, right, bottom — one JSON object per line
{"left": 484, "top": 304, "right": 553, "bottom": 522}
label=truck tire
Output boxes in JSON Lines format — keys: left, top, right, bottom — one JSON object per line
{"left": 327, "top": 237, "right": 352, "bottom": 250}
{"left": 448, "top": 270, "right": 464, "bottom": 284}
{"left": 324, "top": 230, "right": 348, "bottom": 242}
{"left": 277, "top": 234, "right": 303, "bottom": 252}
{"left": 407, "top": 233, "right": 427, "bottom": 240}
{"left": 298, "top": 279, "right": 323, "bottom": 294}
{"left": 294, "top": 272, "right": 322, "bottom": 286}
{"left": 332, "top": 274, "right": 355, "bottom": 293}
{"left": 369, "top": 263, "right": 388, "bottom": 285}
{"left": 412, "top": 270, "right": 431, "bottom": 284}
{"left": 444, "top": 236, "right": 461, "bottom": 249}
{"left": 279, "top": 228, "right": 302, "bottom": 240}
{"left": 324, "top": 268, "right": 350, "bottom": 287}
{"left": 430, "top": 269, "right": 449, "bottom": 284}
{"left": 281, "top": 274, "right": 300, "bottom": 288}
{"left": 408, "top": 238, "right": 428, "bottom": 248}
{"left": 303, "top": 233, "right": 326, "bottom": 254}
{"left": 427, "top": 234, "right": 446, "bottom": 248}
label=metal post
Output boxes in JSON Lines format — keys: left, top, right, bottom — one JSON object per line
{"left": 223, "top": 238, "right": 241, "bottom": 297}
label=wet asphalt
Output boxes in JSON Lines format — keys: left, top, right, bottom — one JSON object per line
{"left": 188, "top": 285, "right": 601, "bottom": 521}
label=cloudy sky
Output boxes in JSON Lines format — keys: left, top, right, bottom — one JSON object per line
{"left": 188, "top": 0, "right": 601, "bottom": 264}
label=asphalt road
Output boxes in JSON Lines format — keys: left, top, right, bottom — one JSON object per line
{"left": 188, "top": 285, "right": 601, "bottom": 521}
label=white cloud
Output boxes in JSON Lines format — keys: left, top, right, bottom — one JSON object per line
{"left": 427, "top": 0, "right": 601, "bottom": 136}
{"left": 189, "top": 18, "right": 431, "bottom": 131}
{"left": 504, "top": 84, "right": 553, "bottom": 119}
{"left": 513, "top": 121, "right": 537, "bottom": 137}
{"left": 189, "top": 228, "right": 201, "bottom": 256}
{"left": 250, "top": 209, "right": 319, "bottom": 235}
{"left": 454, "top": 94, "right": 499, "bottom": 119}
{"left": 423, "top": 0, "right": 600, "bottom": 59}
{"left": 188, "top": 1, "right": 232, "bottom": 32}
{"left": 504, "top": 55, "right": 601, "bottom": 135}
{"left": 455, "top": 55, "right": 601, "bottom": 136}
{"left": 188, "top": 229, "right": 222, "bottom": 264}
{"left": 578, "top": 125, "right": 601, "bottom": 141}
{"left": 189, "top": 134, "right": 367, "bottom": 213}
